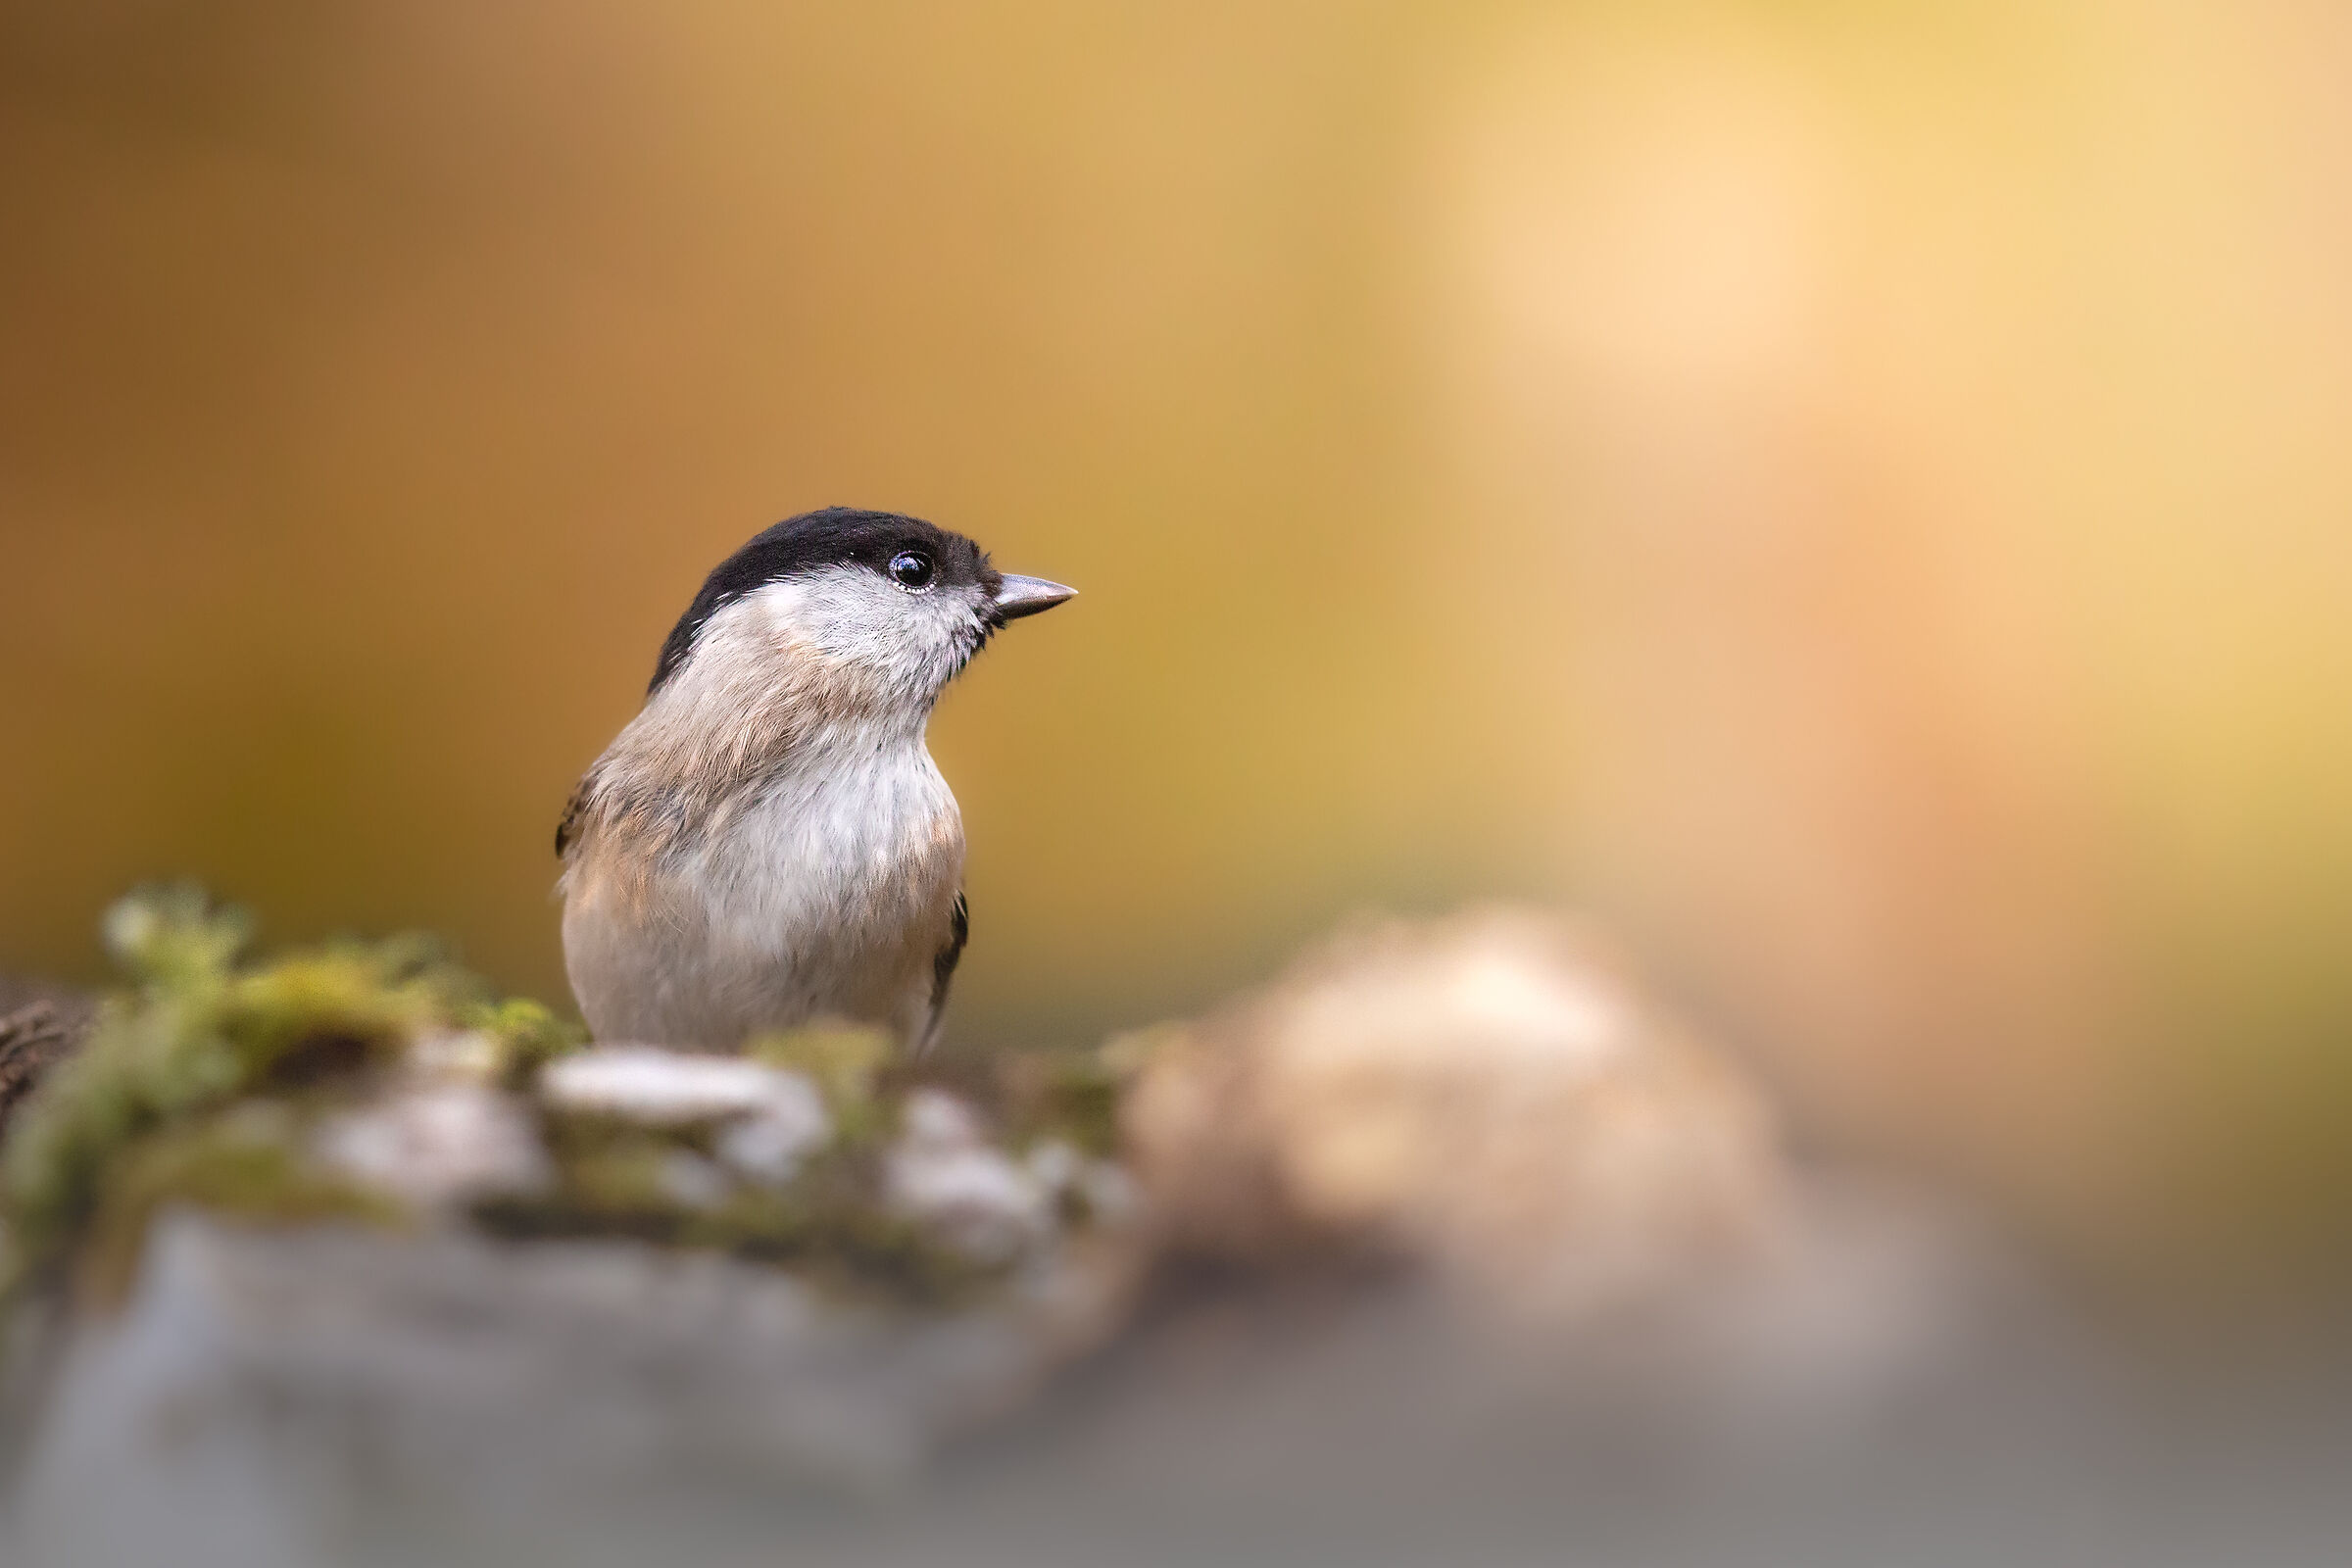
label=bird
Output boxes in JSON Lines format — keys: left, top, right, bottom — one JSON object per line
{"left": 556, "top": 508, "right": 1073, "bottom": 1054}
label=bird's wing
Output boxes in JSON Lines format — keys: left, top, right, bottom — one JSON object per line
{"left": 927, "top": 888, "right": 970, "bottom": 1030}
{"left": 555, "top": 773, "right": 592, "bottom": 859}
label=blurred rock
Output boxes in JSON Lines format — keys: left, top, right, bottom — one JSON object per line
{"left": 1, "top": 1023, "right": 1146, "bottom": 1566}
{"left": 7, "top": 1210, "right": 1115, "bottom": 1568}
{"left": 312, "top": 1085, "right": 551, "bottom": 1208}
{"left": 1123, "top": 906, "right": 1793, "bottom": 1320}
{"left": 0, "top": 901, "right": 2086, "bottom": 1567}
{"left": 1109, "top": 907, "right": 2069, "bottom": 1452}
{"left": 886, "top": 1088, "right": 1058, "bottom": 1267}
{"left": 543, "top": 1045, "right": 825, "bottom": 1126}
{"left": 541, "top": 1044, "right": 833, "bottom": 1186}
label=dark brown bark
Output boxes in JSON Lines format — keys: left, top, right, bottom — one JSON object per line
{"left": 0, "top": 983, "right": 94, "bottom": 1140}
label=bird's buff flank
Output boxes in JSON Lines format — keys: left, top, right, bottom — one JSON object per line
{"left": 557, "top": 509, "right": 1073, "bottom": 1053}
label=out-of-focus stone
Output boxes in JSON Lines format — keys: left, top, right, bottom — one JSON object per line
{"left": 313, "top": 1085, "right": 551, "bottom": 1209}
{"left": 5, "top": 1209, "right": 1120, "bottom": 1568}
{"left": 541, "top": 1045, "right": 834, "bottom": 1187}
{"left": 1121, "top": 906, "right": 1791, "bottom": 1317}
{"left": 541, "top": 1045, "right": 828, "bottom": 1129}
{"left": 886, "top": 1089, "right": 1055, "bottom": 1267}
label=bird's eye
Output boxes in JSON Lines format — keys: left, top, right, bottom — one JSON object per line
{"left": 888, "top": 550, "right": 936, "bottom": 590}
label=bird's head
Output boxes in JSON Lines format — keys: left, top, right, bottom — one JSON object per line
{"left": 647, "top": 508, "right": 1074, "bottom": 735}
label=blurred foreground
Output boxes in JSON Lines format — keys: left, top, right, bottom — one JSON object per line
{"left": 6, "top": 0, "right": 2352, "bottom": 1281}
{"left": 4, "top": 897, "right": 2350, "bottom": 1567}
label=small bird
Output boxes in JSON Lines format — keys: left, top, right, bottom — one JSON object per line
{"left": 557, "top": 508, "right": 1073, "bottom": 1053}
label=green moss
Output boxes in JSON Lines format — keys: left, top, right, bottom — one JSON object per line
{"left": 0, "top": 887, "right": 565, "bottom": 1295}
{"left": 988, "top": 1045, "right": 1131, "bottom": 1159}
{"left": 463, "top": 996, "right": 588, "bottom": 1088}
{"left": 698, "top": 1186, "right": 985, "bottom": 1304}
{"left": 749, "top": 1022, "right": 893, "bottom": 1144}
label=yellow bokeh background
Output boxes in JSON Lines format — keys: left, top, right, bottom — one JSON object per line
{"left": 5, "top": 1, "right": 2348, "bottom": 1270}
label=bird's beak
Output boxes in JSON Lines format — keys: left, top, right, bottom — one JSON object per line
{"left": 993, "top": 574, "right": 1077, "bottom": 621}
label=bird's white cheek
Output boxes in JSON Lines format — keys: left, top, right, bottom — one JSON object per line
{"left": 745, "top": 571, "right": 985, "bottom": 704}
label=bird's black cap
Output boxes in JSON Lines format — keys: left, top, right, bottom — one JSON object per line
{"left": 649, "top": 509, "right": 1000, "bottom": 694}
